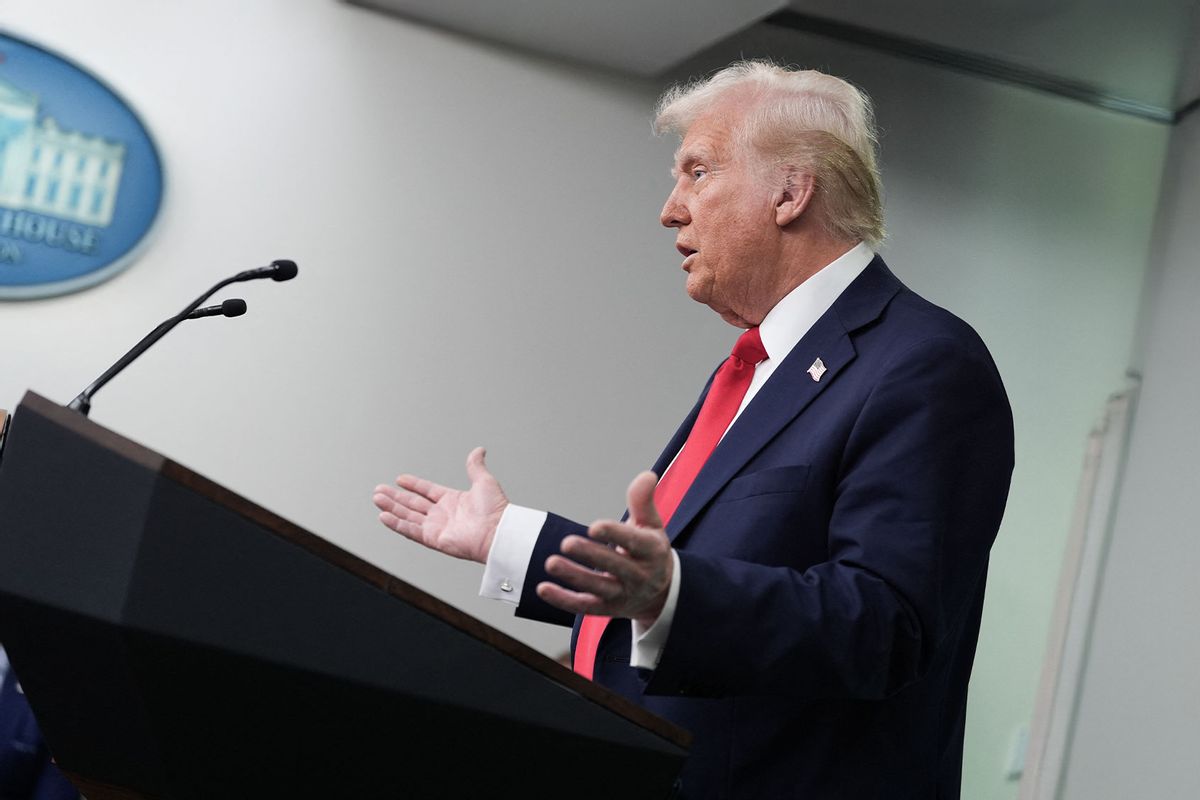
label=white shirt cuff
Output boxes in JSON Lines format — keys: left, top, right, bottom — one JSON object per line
{"left": 479, "top": 503, "right": 547, "bottom": 604}
{"left": 630, "top": 549, "right": 681, "bottom": 669}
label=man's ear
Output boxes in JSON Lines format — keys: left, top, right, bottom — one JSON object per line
{"left": 775, "top": 170, "right": 815, "bottom": 227}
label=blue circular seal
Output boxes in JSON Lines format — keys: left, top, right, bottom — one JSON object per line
{"left": 0, "top": 32, "right": 164, "bottom": 299}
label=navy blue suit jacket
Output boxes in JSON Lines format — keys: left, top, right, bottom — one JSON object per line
{"left": 0, "top": 668, "right": 78, "bottom": 800}
{"left": 517, "top": 257, "right": 1014, "bottom": 799}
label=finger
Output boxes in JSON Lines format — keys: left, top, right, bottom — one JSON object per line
{"left": 373, "top": 484, "right": 404, "bottom": 502}
{"left": 587, "top": 520, "right": 661, "bottom": 561}
{"left": 377, "top": 511, "right": 425, "bottom": 542}
{"left": 395, "top": 473, "right": 449, "bottom": 502}
{"left": 373, "top": 489, "right": 427, "bottom": 519}
{"left": 374, "top": 494, "right": 432, "bottom": 525}
{"left": 627, "top": 470, "right": 663, "bottom": 529}
{"left": 395, "top": 491, "right": 434, "bottom": 515}
{"left": 373, "top": 488, "right": 404, "bottom": 515}
{"left": 373, "top": 485, "right": 433, "bottom": 515}
{"left": 560, "top": 533, "right": 642, "bottom": 581}
{"left": 535, "top": 581, "right": 608, "bottom": 616}
{"left": 465, "top": 446, "right": 491, "bottom": 484}
{"left": 389, "top": 498, "right": 431, "bottom": 527}
{"left": 544, "top": 555, "right": 623, "bottom": 600}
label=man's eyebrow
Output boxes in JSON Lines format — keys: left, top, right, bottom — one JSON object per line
{"left": 671, "top": 149, "right": 707, "bottom": 176}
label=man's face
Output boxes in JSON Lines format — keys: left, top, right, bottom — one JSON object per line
{"left": 660, "top": 109, "right": 783, "bottom": 328}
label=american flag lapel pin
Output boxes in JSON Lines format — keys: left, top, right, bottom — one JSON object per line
{"left": 807, "top": 357, "right": 827, "bottom": 382}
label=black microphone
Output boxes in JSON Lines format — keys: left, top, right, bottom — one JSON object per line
{"left": 186, "top": 298, "right": 248, "bottom": 319}
{"left": 67, "top": 260, "right": 297, "bottom": 416}
{"left": 233, "top": 259, "right": 298, "bottom": 283}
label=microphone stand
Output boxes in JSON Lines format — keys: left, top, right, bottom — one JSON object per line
{"left": 67, "top": 260, "right": 295, "bottom": 416}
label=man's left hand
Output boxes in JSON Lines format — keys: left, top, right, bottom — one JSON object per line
{"left": 537, "top": 471, "right": 673, "bottom": 628}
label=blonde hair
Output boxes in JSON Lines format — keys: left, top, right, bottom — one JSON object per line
{"left": 655, "top": 60, "right": 884, "bottom": 246}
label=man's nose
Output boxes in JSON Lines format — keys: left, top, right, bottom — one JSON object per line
{"left": 660, "top": 188, "right": 689, "bottom": 228}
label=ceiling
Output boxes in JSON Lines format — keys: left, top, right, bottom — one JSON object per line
{"left": 345, "top": 0, "right": 785, "bottom": 77}
{"left": 347, "top": 0, "right": 1200, "bottom": 120}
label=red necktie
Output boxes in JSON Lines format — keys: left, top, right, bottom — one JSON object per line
{"left": 573, "top": 327, "right": 768, "bottom": 679}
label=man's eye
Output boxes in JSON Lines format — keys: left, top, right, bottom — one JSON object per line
{"left": 692, "top": 168, "right": 707, "bottom": 180}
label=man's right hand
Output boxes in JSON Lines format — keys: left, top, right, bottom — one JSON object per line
{"left": 373, "top": 447, "right": 508, "bottom": 564}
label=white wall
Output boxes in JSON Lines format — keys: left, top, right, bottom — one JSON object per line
{"left": 2, "top": 0, "right": 694, "bottom": 661}
{"left": 0, "top": 4, "right": 1173, "bottom": 799}
{"left": 1058, "top": 108, "right": 1200, "bottom": 800}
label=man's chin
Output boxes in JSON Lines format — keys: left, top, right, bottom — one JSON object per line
{"left": 686, "top": 275, "right": 715, "bottom": 306}
{"left": 686, "top": 279, "right": 748, "bottom": 326}
{"left": 698, "top": 295, "right": 752, "bottom": 327}
{"left": 717, "top": 309, "right": 753, "bottom": 328}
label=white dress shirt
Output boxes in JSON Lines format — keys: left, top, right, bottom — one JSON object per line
{"left": 481, "top": 242, "right": 875, "bottom": 668}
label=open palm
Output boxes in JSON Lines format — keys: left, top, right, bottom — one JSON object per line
{"left": 373, "top": 447, "right": 508, "bottom": 564}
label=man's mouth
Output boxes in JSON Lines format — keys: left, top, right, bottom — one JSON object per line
{"left": 677, "top": 244, "right": 698, "bottom": 270}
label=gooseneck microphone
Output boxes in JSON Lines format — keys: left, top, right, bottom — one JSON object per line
{"left": 232, "top": 259, "right": 299, "bottom": 283}
{"left": 186, "top": 298, "right": 248, "bottom": 319}
{"left": 67, "top": 259, "right": 298, "bottom": 416}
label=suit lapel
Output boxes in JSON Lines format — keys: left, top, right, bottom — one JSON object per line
{"left": 664, "top": 256, "right": 903, "bottom": 542}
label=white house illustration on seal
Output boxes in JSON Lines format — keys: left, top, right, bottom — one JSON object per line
{"left": 0, "top": 77, "right": 125, "bottom": 227}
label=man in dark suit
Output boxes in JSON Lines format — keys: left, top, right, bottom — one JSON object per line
{"left": 0, "top": 649, "right": 79, "bottom": 800}
{"left": 374, "top": 61, "right": 1013, "bottom": 798}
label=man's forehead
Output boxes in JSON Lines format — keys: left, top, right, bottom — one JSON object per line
{"left": 673, "top": 121, "right": 733, "bottom": 167}
{"left": 671, "top": 96, "right": 753, "bottom": 168}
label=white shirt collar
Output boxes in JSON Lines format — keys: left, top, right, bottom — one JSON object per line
{"left": 757, "top": 241, "right": 875, "bottom": 364}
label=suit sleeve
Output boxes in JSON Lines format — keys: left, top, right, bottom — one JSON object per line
{"left": 513, "top": 512, "right": 587, "bottom": 627}
{"left": 643, "top": 334, "right": 1014, "bottom": 700}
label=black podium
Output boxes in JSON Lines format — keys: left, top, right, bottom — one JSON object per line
{"left": 0, "top": 392, "right": 689, "bottom": 799}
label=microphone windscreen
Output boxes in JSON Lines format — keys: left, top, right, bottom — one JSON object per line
{"left": 222, "top": 298, "right": 248, "bottom": 317}
{"left": 271, "top": 260, "right": 298, "bottom": 281}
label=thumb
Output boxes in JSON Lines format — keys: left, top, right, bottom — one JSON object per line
{"left": 465, "top": 446, "right": 492, "bottom": 484}
{"left": 627, "top": 470, "right": 663, "bottom": 529}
